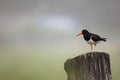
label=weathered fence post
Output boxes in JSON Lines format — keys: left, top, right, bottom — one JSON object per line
{"left": 64, "top": 52, "right": 112, "bottom": 80}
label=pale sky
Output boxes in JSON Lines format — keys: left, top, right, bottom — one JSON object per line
{"left": 0, "top": 0, "right": 120, "bottom": 49}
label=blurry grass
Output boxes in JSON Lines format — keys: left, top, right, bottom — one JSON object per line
{"left": 0, "top": 47, "right": 119, "bottom": 80}
{"left": 0, "top": 47, "right": 67, "bottom": 80}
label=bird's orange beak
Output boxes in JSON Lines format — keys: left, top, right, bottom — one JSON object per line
{"left": 76, "top": 32, "right": 82, "bottom": 37}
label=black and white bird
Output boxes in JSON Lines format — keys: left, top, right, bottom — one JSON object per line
{"left": 76, "top": 29, "right": 107, "bottom": 51}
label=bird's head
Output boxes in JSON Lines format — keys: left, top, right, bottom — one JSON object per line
{"left": 76, "top": 29, "right": 89, "bottom": 37}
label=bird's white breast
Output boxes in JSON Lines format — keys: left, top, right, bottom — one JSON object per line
{"left": 87, "top": 38, "right": 96, "bottom": 44}
{"left": 87, "top": 38, "right": 100, "bottom": 45}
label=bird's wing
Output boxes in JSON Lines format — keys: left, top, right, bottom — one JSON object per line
{"left": 90, "top": 33, "right": 102, "bottom": 42}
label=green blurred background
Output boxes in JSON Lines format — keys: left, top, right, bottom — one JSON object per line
{"left": 0, "top": 0, "right": 120, "bottom": 80}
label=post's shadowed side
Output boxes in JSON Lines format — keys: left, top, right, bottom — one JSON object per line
{"left": 64, "top": 52, "right": 112, "bottom": 80}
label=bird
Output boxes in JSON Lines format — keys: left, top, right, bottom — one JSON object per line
{"left": 76, "top": 29, "right": 107, "bottom": 52}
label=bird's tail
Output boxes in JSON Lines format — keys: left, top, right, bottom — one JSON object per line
{"left": 101, "top": 38, "right": 107, "bottom": 42}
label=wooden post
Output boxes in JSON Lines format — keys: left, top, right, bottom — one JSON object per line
{"left": 64, "top": 52, "right": 112, "bottom": 80}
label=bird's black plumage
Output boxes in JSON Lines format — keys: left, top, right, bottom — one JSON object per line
{"left": 76, "top": 29, "right": 107, "bottom": 51}
{"left": 82, "top": 29, "right": 107, "bottom": 42}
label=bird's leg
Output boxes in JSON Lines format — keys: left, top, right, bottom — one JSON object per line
{"left": 91, "top": 44, "right": 93, "bottom": 52}
{"left": 94, "top": 43, "right": 96, "bottom": 46}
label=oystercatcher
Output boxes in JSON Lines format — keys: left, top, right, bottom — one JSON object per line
{"left": 76, "top": 29, "right": 107, "bottom": 51}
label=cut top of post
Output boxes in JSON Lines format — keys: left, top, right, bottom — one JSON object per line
{"left": 64, "top": 52, "right": 112, "bottom": 80}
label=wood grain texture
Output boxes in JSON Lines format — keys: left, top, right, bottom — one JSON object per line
{"left": 64, "top": 52, "right": 112, "bottom": 80}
